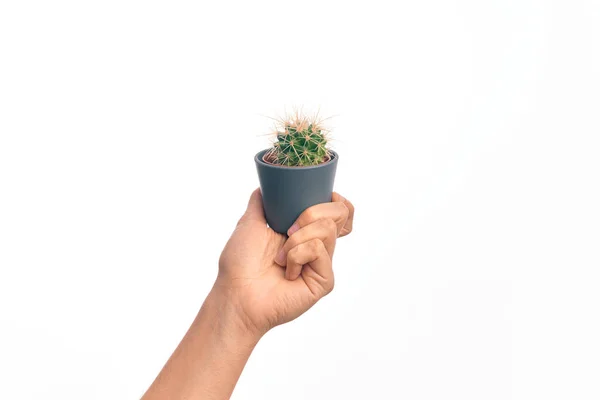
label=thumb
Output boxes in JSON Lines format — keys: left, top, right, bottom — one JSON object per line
{"left": 240, "top": 188, "right": 266, "bottom": 224}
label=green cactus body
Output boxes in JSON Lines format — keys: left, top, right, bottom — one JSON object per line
{"left": 268, "top": 120, "right": 330, "bottom": 167}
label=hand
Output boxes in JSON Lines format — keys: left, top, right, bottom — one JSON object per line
{"left": 143, "top": 189, "right": 354, "bottom": 400}
{"left": 216, "top": 189, "right": 355, "bottom": 337}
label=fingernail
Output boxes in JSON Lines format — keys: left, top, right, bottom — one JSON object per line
{"left": 287, "top": 223, "right": 300, "bottom": 236}
{"left": 275, "top": 248, "right": 286, "bottom": 265}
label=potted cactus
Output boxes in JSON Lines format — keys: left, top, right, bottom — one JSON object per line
{"left": 255, "top": 111, "right": 338, "bottom": 234}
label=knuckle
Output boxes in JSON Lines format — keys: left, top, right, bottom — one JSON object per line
{"left": 303, "top": 207, "right": 317, "bottom": 222}
{"left": 307, "top": 238, "right": 323, "bottom": 253}
{"left": 347, "top": 201, "right": 355, "bottom": 214}
{"left": 339, "top": 202, "right": 350, "bottom": 218}
{"left": 314, "top": 238, "right": 327, "bottom": 253}
{"left": 287, "top": 246, "right": 301, "bottom": 263}
{"left": 340, "top": 225, "right": 352, "bottom": 237}
{"left": 324, "top": 218, "right": 337, "bottom": 234}
{"left": 317, "top": 217, "right": 335, "bottom": 230}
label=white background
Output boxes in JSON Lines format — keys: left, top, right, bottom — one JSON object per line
{"left": 1, "top": 1, "right": 599, "bottom": 399}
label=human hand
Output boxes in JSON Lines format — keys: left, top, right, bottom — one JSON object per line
{"left": 143, "top": 190, "right": 354, "bottom": 400}
{"left": 215, "top": 189, "right": 354, "bottom": 337}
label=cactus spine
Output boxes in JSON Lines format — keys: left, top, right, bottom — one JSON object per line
{"left": 265, "top": 112, "right": 331, "bottom": 167}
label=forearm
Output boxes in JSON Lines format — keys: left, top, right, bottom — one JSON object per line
{"left": 142, "top": 287, "right": 262, "bottom": 400}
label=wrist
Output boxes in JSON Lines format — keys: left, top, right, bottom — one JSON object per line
{"left": 204, "top": 284, "right": 265, "bottom": 347}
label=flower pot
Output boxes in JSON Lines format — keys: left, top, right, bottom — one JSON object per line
{"left": 254, "top": 149, "right": 339, "bottom": 234}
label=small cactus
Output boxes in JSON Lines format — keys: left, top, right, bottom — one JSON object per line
{"left": 264, "top": 111, "right": 332, "bottom": 167}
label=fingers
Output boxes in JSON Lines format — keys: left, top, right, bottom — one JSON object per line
{"left": 238, "top": 188, "right": 266, "bottom": 225}
{"left": 284, "top": 239, "right": 333, "bottom": 294}
{"left": 287, "top": 193, "right": 354, "bottom": 238}
{"left": 332, "top": 193, "right": 355, "bottom": 237}
{"left": 275, "top": 218, "right": 337, "bottom": 266}
{"left": 275, "top": 193, "right": 354, "bottom": 282}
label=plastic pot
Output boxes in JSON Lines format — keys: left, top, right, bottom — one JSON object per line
{"left": 254, "top": 149, "right": 339, "bottom": 234}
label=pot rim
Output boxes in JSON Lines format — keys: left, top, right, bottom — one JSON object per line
{"left": 255, "top": 149, "right": 338, "bottom": 170}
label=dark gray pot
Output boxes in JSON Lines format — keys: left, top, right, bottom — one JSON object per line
{"left": 254, "top": 149, "right": 339, "bottom": 234}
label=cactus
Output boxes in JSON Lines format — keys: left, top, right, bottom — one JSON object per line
{"left": 265, "top": 111, "right": 331, "bottom": 167}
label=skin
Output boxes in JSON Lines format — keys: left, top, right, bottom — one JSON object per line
{"left": 142, "top": 189, "right": 355, "bottom": 400}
